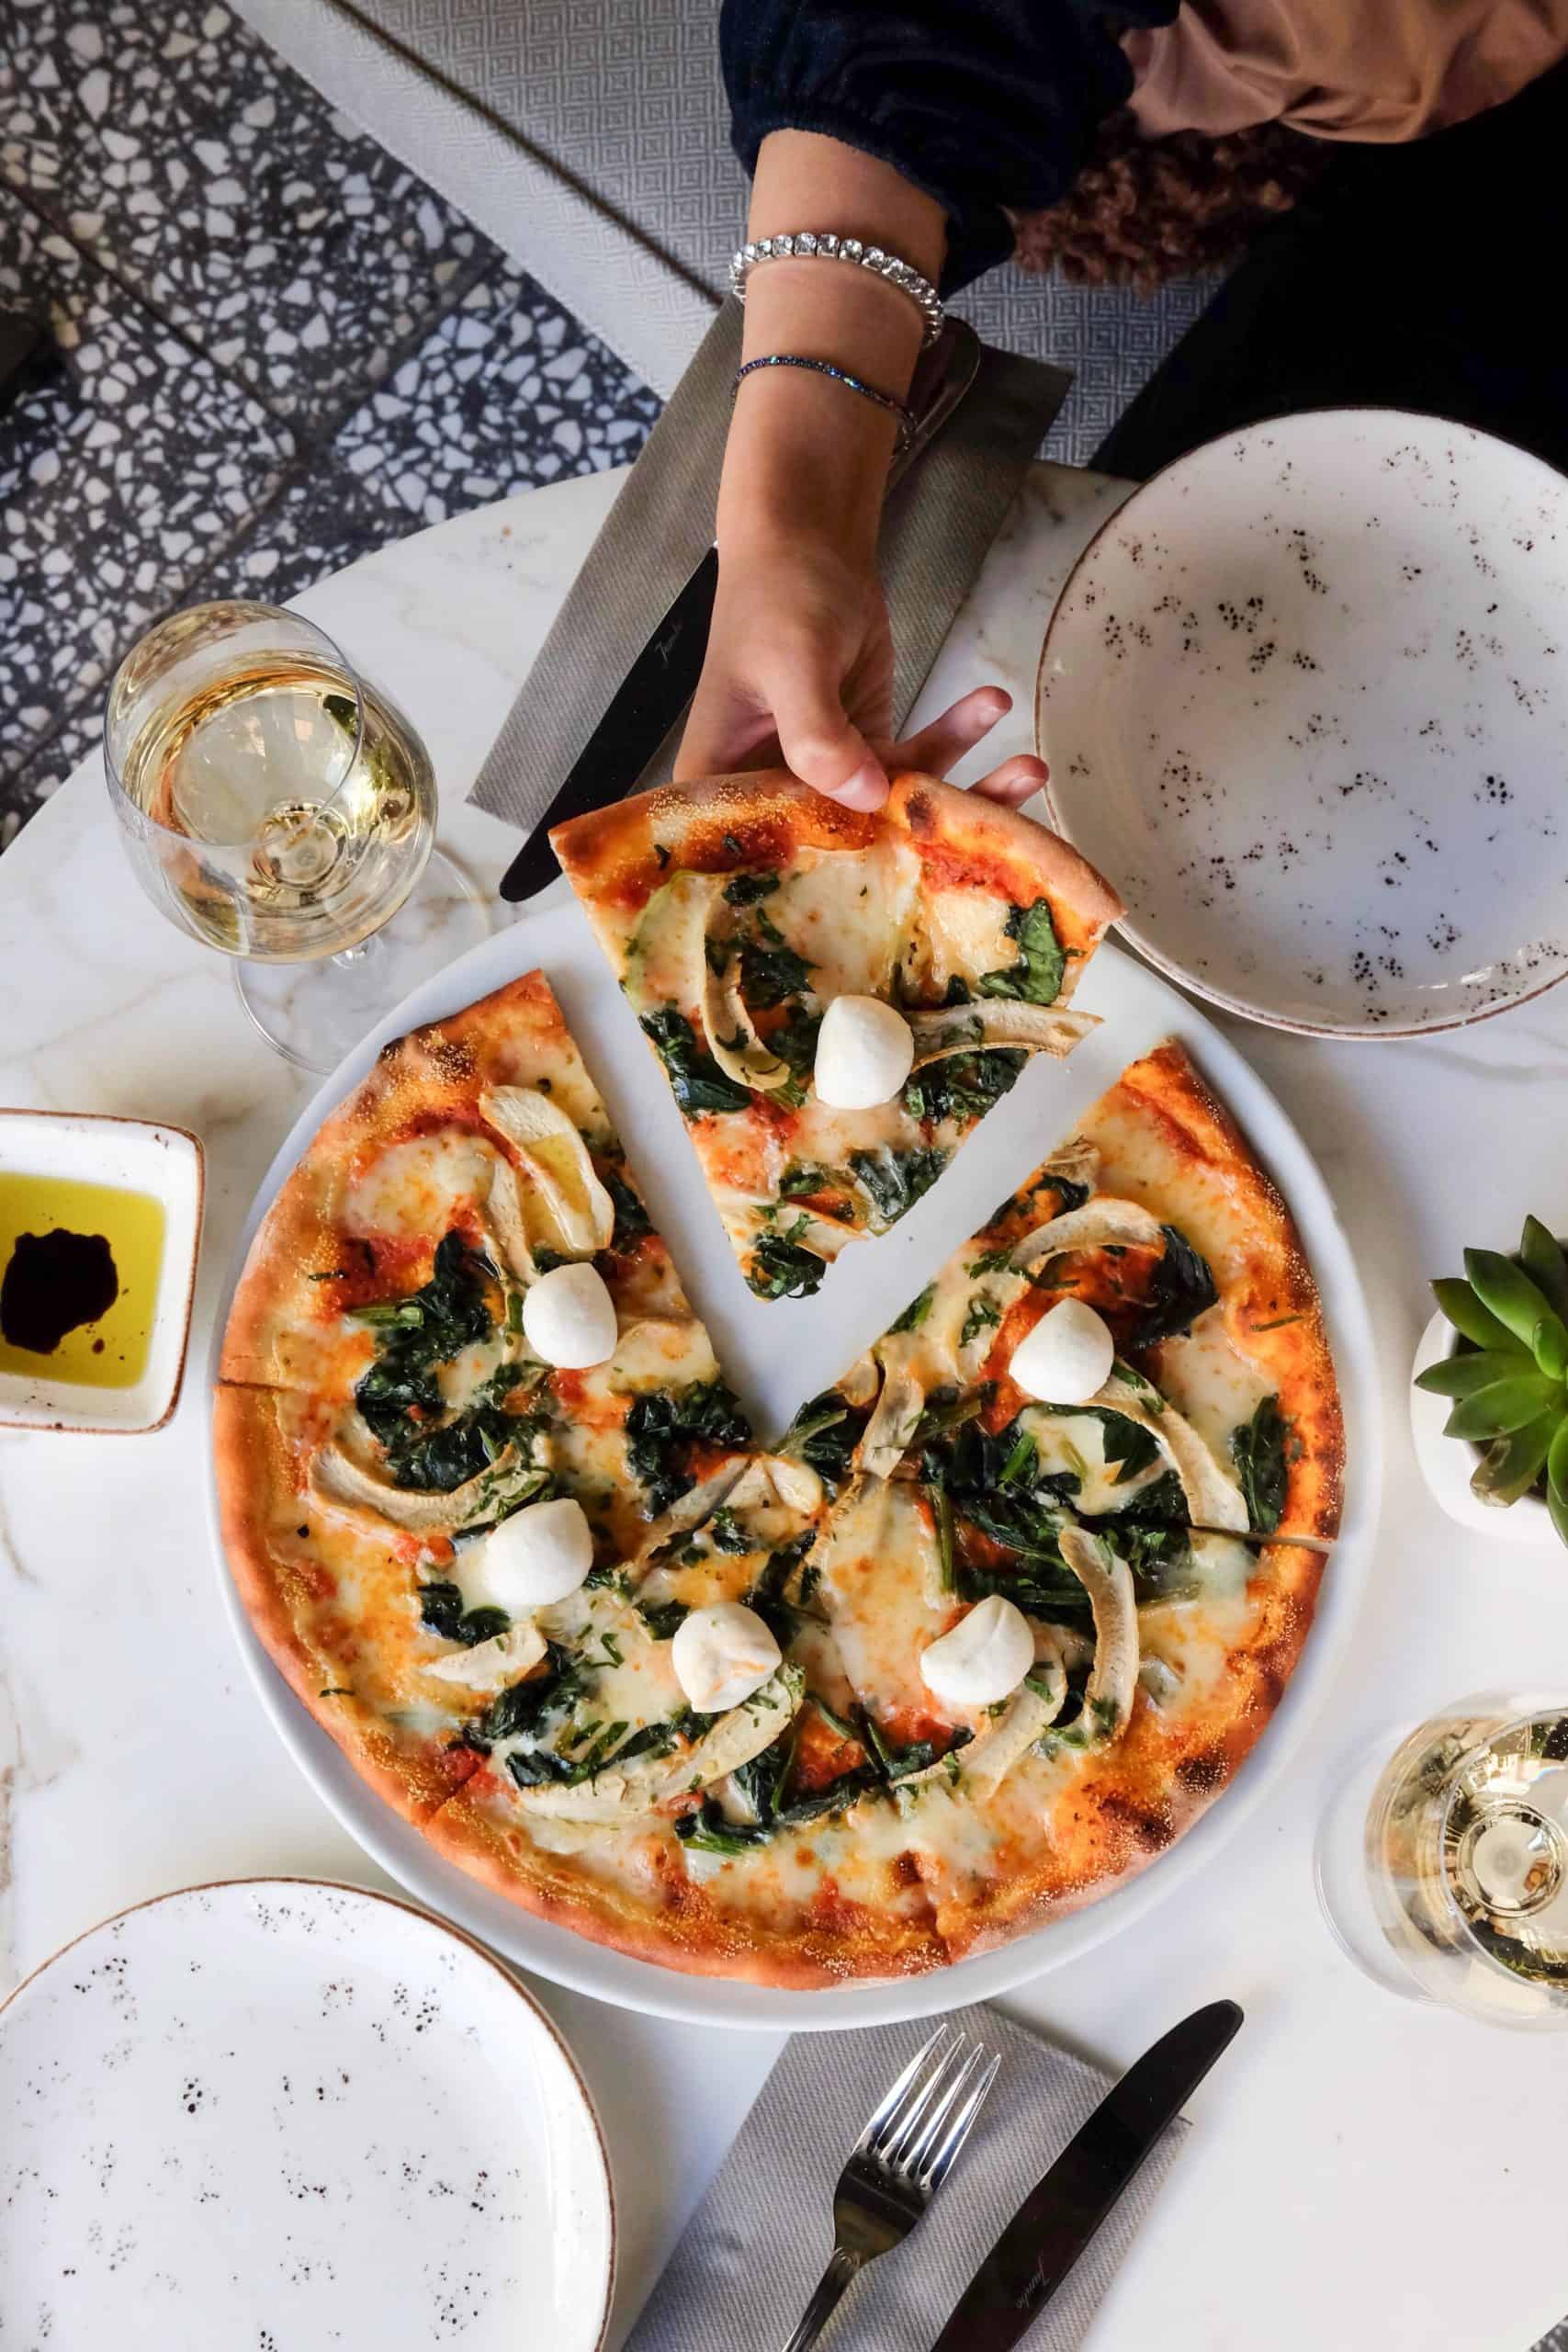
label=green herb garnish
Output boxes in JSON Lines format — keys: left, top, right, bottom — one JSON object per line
{"left": 1231, "top": 1395, "right": 1290, "bottom": 1532}
{"left": 977, "top": 898, "right": 1066, "bottom": 1006}
{"left": 639, "top": 1006, "right": 751, "bottom": 1118}
{"left": 747, "top": 1219, "right": 827, "bottom": 1301}
{"left": 849, "top": 1144, "right": 949, "bottom": 1229}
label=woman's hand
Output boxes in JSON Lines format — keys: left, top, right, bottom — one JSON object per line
{"left": 894, "top": 685, "right": 1049, "bottom": 809}
{"left": 676, "top": 526, "right": 894, "bottom": 809}
{"left": 677, "top": 547, "right": 1049, "bottom": 815}
{"left": 676, "top": 128, "right": 1045, "bottom": 814}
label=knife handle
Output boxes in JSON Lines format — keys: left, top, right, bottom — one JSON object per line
{"left": 498, "top": 550, "right": 719, "bottom": 903}
{"left": 888, "top": 320, "right": 979, "bottom": 496}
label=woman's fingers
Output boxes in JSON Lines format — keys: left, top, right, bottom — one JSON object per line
{"left": 880, "top": 685, "right": 1048, "bottom": 806}
{"left": 970, "top": 752, "right": 1050, "bottom": 810}
{"left": 887, "top": 685, "right": 1011, "bottom": 779}
{"left": 769, "top": 662, "right": 888, "bottom": 810}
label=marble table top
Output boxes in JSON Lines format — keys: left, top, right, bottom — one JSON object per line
{"left": 5, "top": 458, "right": 1568, "bottom": 2352}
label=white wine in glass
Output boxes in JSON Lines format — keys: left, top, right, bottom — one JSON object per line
{"left": 106, "top": 602, "right": 488, "bottom": 1070}
{"left": 1316, "top": 1691, "right": 1568, "bottom": 2029}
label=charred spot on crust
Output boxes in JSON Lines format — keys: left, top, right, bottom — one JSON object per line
{"left": 1176, "top": 1747, "right": 1229, "bottom": 1795}
{"left": 903, "top": 786, "right": 936, "bottom": 836}
{"left": 1100, "top": 1790, "right": 1176, "bottom": 1852}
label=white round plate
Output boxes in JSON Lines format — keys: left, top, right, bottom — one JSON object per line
{"left": 0, "top": 1879, "right": 614, "bottom": 2348}
{"left": 1037, "top": 411, "right": 1568, "bottom": 1036}
{"left": 207, "top": 895, "right": 1380, "bottom": 2030}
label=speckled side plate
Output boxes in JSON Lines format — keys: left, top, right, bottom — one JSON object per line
{"left": 0, "top": 1880, "right": 614, "bottom": 2349}
{"left": 1037, "top": 412, "right": 1568, "bottom": 1036}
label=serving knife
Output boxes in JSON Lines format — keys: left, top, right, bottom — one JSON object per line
{"left": 498, "top": 318, "right": 983, "bottom": 904}
{"left": 926, "top": 1999, "right": 1243, "bottom": 2352}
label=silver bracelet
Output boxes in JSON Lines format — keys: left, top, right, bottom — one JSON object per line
{"left": 728, "top": 232, "right": 943, "bottom": 347}
{"left": 733, "top": 354, "right": 915, "bottom": 456}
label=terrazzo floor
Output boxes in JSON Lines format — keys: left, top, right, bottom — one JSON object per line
{"left": 0, "top": 0, "right": 660, "bottom": 842}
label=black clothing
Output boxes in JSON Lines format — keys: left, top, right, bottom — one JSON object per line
{"left": 719, "top": 0, "right": 1177, "bottom": 290}
{"left": 1095, "top": 54, "right": 1568, "bottom": 481}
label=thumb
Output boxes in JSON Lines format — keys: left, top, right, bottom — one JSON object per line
{"left": 770, "top": 668, "right": 888, "bottom": 812}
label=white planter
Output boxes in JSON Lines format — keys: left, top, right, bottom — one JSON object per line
{"left": 1409, "top": 1307, "right": 1559, "bottom": 1545}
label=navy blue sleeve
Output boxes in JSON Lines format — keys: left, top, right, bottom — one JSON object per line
{"left": 720, "top": 0, "right": 1179, "bottom": 290}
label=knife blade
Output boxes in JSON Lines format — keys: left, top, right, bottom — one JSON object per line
{"left": 928, "top": 1999, "right": 1243, "bottom": 2352}
{"left": 498, "top": 319, "right": 982, "bottom": 904}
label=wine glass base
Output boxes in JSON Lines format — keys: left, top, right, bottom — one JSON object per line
{"left": 234, "top": 844, "right": 493, "bottom": 1074}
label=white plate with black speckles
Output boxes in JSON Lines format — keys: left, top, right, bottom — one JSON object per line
{"left": 0, "top": 1879, "right": 614, "bottom": 2350}
{"left": 1037, "top": 409, "right": 1568, "bottom": 1036}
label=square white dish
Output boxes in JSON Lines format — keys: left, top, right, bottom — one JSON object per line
{"left": 0, "top": 1108, "right": 204, "bottom": 1433}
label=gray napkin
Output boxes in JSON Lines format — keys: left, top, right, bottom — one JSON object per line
{"left": 471, "top": 304, "right": 1071, "bottom": 832}
{"left": 624, "top": 2005, "right": 1188, "bottom": 2352}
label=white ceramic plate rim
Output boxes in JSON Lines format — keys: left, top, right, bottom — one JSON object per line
{"left": 0, "top": 1872, "right": 616, "bottom": 2351}
{"left": 205, "top": 903, "right": 1382, "bottom": 2030}
{"left": 1035, "top": 406, "right": 1568, "bottom": 1041}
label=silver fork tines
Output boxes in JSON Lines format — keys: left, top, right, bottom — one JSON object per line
{"left": 778, "top": 2025, "right": 1000, "bottom": 2352}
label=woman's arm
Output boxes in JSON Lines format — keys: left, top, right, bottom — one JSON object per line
{"left": 677, "top": 132, "right": 943, "bottom": 806}
{"left": 680, "top": 4, "right": 1173, "bottom": 808}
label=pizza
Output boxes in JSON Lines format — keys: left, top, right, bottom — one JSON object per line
{"left": 214, "top": 966, "right": 1344, "bottom": 1987}
{"left": 214, "top": 971, "right": 756, "bottom": 1830}
{"left": 550, "top": 769, "right": 1122, "bottom": 1300}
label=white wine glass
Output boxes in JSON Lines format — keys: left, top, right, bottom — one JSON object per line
{"left": 1315, "top": 1690, "right": 1568, "bottom": 2029}
{"left": 105, "top": 600, "right": 490, "bottom": 1072}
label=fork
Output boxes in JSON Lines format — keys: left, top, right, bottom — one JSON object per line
{"left": 779, "top": 2023, "right": 1000, "bottom": 2352}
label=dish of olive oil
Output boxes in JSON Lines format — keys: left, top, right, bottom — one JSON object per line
{"left": 0, "top": 1172, "right": 166, "bottom": 1388}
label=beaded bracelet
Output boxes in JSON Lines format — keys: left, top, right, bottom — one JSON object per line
{"left": 728, "top": 232, "right": 943, "bottom": 347}
{"left": 732, "top": 353, "right": 915, "bottom": 456}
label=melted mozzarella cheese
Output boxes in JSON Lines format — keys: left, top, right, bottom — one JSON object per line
{"left": 919, "top": 885, "right": 1019, "bottom": 998}
{"left": 1152, "top": 1309, "right": 1274, "bottom": 1457}
{"left": 344, "top": 1134, "right": 493, "bottom": 1238}
{"left": 764, "top": 842, "right": 919, "bottom": 1001}
{"left": 1026, "top": 1411, "right": 1168, "bottom": 1518}
{"left": 813, "top": 1482, "right": 950, "bottom": 1726}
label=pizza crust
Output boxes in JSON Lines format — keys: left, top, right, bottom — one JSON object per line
{"left": 214, "top": 960, "right": 1348, "bottom": 1987}
{"left": 213, "top": 1381, "right": 481, "bottom": 1826}
{"left": 1077, "top": 1037, "right": 1345, "bottom": 1545}
{"left": 423, "top": 1775, "right": 947, "bottom": 1990}
{"left": 551, "top": 766, "right": 1124, "bottom": 955}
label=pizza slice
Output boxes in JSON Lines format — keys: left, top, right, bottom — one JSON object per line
{"left": 750, "top": 1034, "right": 1344, "bottom": 1960}
{"left": 551, "top": 770, "right": 1122, "bottom": 1301}
{"left": 214, "top": 970, "right": 756, "bottom": 1831}
{"left": 417, "top": 1039, "right": 1343, "bottom": 1982}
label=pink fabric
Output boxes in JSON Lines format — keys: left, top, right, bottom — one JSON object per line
{"left": 1123, "top": 0, "right": 1568, "bottom": 141}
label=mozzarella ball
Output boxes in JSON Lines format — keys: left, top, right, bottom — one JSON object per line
{"left": 813, "top": 994, "right": 916, "bottom": 1110}
{"left": 919, "top": 1594, "right": 1034, "bottom": 1711}
{"left": 1009, "top": 1297, "right": 1114, "bottom": 1406}
{"left": 468, "top": 1497, "right": 593, "bottom": 1611}
{"left": 671, "top": 1601, "right": 782, "bottom": 1713}
{"left": 523, "top": 1261, "right": 617, "bottom": 1369}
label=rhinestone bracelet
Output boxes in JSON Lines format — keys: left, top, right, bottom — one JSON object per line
{"left": 732, "top": 354, "right": 915, "bottom": 456}
{"left": 728, "top": 232, "right": 943, "bottom": 347}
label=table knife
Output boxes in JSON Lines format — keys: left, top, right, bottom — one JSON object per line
{"left": 927, "top": 1999, "right": 1243, "bottom": 2352}
{"left": 498, "top": 318, "right": 982, "bottom": 904}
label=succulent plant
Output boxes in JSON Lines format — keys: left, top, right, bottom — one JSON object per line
{"left": 1416, "top": 1216, "right": 1568, "bottom": 1543}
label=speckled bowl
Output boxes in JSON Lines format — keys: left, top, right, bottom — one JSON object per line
{"left": 0, "top": 1879, "right": 615, "bottom": 2348}
{"left": 1037, "top": 410, "right": 1568, "bottom": 1037}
